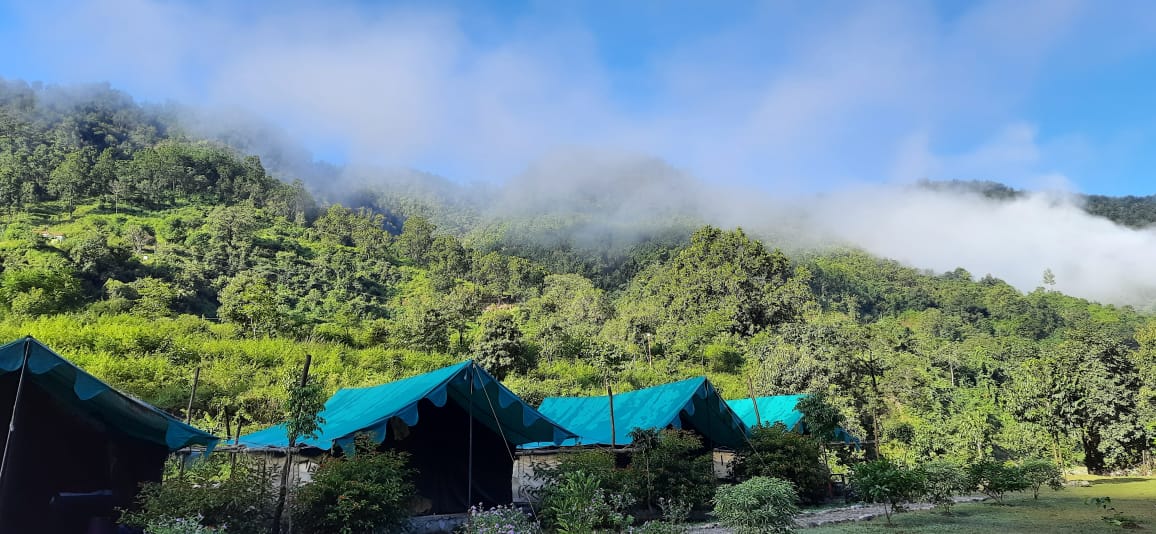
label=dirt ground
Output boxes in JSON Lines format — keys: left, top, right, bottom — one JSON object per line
{"left": 688, "top": 495, "right": 987, "bottom": 532}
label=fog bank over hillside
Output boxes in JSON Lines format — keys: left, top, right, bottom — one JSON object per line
{"left": 420, "top": 151, "right": 1156, "bottom": 306}
{"left": 787, "top": 187, "right": 1156, "bottom": 306}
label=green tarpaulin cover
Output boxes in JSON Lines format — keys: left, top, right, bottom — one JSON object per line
{"left": 526, "top": 377, "right": 749, "bottom": 449}
{"left": 0, "top": 337, "right": 219, "bottom": 451}
{"left": 727, "top": 395, "right": 859, "bottom": 444}
{"left": 239, "top": 360, "right": 575, "bottom": 451}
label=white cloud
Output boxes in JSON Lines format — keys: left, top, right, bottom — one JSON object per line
{"left": 10, "top": 0, "right": 1156, "bottom": 305}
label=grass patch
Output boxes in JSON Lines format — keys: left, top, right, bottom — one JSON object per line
{"left": 807, "top": 477, "right": 1156, "bottom": 533}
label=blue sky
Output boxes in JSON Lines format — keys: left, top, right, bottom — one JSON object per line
{"left": 3, "top": 0, "right": 1156, "bottom": 195}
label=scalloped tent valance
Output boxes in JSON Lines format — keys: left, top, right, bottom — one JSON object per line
{"left": 237, "top": 360, "right": 575, "bottom": 451}
{"left": 0, "top": 337, "right": 219, "bottom": 451}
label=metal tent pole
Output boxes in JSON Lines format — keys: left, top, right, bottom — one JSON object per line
{"left": 0, "top": 337, "right": 33, "bottom": 520}
{"left": 467, "top": 369, "right": 474, "bottom": 509}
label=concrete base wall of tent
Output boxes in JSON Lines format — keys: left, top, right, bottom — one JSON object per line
{"left": 0, "top": 337, "right": 220, "bottom": 534}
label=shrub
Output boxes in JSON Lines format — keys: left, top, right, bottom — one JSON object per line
{"left": 633, "top": 497, "right": 691, "bottom": 534}
{"left": 539, "top": 470, "right": 633, "bottom": 534}
{"left": 625, "top": 429, "right": 716, "bottom": 511}
{"left": 731, "top": 423, "right": 829, "bottom": 503}
{"left": 291, "top": 443, "right": 416, "bottom": 534}
{"left": 967, "top": 460, "right": 1029, "bottom": 504}
{"left": 144, "top": 515, "right": 227, "bottom": 534}
{"left": 1019, "top": 459, "right": 1064, "bottom": 500}
{"left": 713, "top": 477, "right": 799, "bottom": 534}
{"left": 850, "top": 459, "right": 925, "bottom": 525}
{"left": 458, "top": 504, "right": 540, "bottom": 534}
{"left": 532, "top": 449, "right": 624, "bottom": 498}
{"left": 121, "top": 456, "right": 274, "bottom": 534}
{"left": 917, "top": 460, "right": 973, "bottom": 513}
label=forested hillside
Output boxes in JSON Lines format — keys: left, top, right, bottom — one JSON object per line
{"left": 1, "top": 78, "right": 1153, "bottom": 474}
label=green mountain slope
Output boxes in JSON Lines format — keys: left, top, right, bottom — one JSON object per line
{"left": 0, "top": 79, "right": 1152, "bottom": 474}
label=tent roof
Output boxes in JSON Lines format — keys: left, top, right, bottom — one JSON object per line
{"left": 526, "top": 377, "right": 749, "bottom": 449}
{"left": 726, "top": 394, "right": 807, "bottom": 431}
{"left": 727, "top": 394, "right": 859, "bottom": 444}
{"left": 238, "top": 360, "right": 575, "bottom": 451}
{"left": 0, "top": 337, "right": 219, "bottom": 451}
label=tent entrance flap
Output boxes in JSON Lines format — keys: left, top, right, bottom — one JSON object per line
{"left": 380, "top": 398, "right": 513, "bottom": 514}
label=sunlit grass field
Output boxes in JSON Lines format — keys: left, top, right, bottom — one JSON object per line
{"left": 808, "top": 476, "right": 1156, "bottom": 533}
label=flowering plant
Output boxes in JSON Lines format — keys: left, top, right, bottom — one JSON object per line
{"left": 458, "top": 503, "right": 541, "bottom": 534}
{"left": 145, "top": 514, "right": 227, "bottom": 534}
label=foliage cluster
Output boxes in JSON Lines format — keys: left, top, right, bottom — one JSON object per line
{"left": 850, "top": 459, "right": 926, "bottom": 524}
{"left": 731, "top": 423, "right": 830, "bottom": 503}
{"left": 713, "top": 476, "right": 800, "bottom": 534}
{"left": 290, "top": 443, "right": 416, "bottom": 534}
{"left": 625, "top": 429, "right": 716, "bottom": 511}
{"left": 122, "top": 457, "right": 274, "bottom": 534}
{"left": 458, "top": 504, "right": 541, "bottom": 534}
{"left": 966, "top": 459, "right": 1031, "bottom": 504}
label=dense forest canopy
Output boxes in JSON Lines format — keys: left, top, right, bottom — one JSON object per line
{"left": 0, "top": 78, "right": 1153, "bottom": 474}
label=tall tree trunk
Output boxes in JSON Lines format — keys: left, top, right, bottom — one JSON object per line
{"left": 1082, "top": 431, "right": 1107, "bottom": 475}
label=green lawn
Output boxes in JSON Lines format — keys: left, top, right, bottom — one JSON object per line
{"left": 808, "top": 477, "right": 1156, "bottom": 533}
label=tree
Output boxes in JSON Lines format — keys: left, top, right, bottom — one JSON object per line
{"left": 398, "top": 215, "right": 436, "bottom": 266}
{"left": 272, "top": 357, "right": 325, "bottom": 534}
{"left": 1019, "top": 459, "right": 1063, "bottom": 500}
{"left": 851, "top": 459, "right": 925, "bottom": 525}
{"left": 731, "top": 423, "right": 829, "bottom": 503}
{"left": 474, "top": 309, "right": 531, "bottom": 380}
{"left": 48, "top": 147, "right": 94, "bottom": 215}
{"left": 1015, "top": 327, "right": 1146, "bottom": 474}
{"left": 217, "top": 272, "right": 288, "bottom": 336}
{"left": 124, "top": 223, "right": 155, "bottom": 255}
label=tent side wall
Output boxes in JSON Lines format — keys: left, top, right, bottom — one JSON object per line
{"left": 0, "top": 373, "right": 169, "bottom": 533}
{"left": 381, "top": 398, "right": 514, "bottom": 515}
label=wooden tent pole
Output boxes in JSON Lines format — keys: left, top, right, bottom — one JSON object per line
{"left": 607, "top": 383, "right": 616, "bottom": 448}
{"left": 745, "top": 376, "right": 762, "bottom": 427}
{"left": 0, "top": 337, "right": 32, "bottom": 519}
{"left": 178, "top": 366, "right": 202, "bottom": 479}
{"left": 184, "top": 366, "right": 201, "bottom": 425}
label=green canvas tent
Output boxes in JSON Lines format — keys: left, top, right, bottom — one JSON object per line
{"left": 239, "top": 360, "right": 575, "bottom": 514}
{"left": 727, "top": 395, "right": 859, "bottom": 444}
{"left": 0, "top": 337, "right": 219, "bottom": 533}
{"left": 525, "top": 377, "right": 749, "bottom": 449}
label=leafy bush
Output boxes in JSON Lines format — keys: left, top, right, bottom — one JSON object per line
{"left": 731, "top": 423, "right": 829, "bottom": 503}
{"left": 458, "top": 504, "right": 540, "bottom": 534}
{"left": 917, "top": 460, "right": 973, "bottom": 513}
{"left": 633, "top": 497, "right": 692, "bottom": 534}
{"left": 713, "top": 476, "right": 799, "bottom": 534}
{"left": 122, "top": 457, "right": 274, "bottom": 534}
{"left": 625, "top": 429, "right": 716, "bottom": 510}
{"left": 850, "top": 459, "right": 925, "bottom": 524}
{"left": 967, "top": 460, "right": 1029, "bottom": 504}
{"left": 532, "top": 449, "right": 625, "bottom": 498}
{"left": 1019, "top": 459, "right": 1064, "bottom": 500}
{"left": 539, "top": 470, "right": 633, "bottom": 534}
{"left": 291, "top": 443, "right": 416, "bottom": 534}
{"left": 144, "top": 515, "right": 227, "bottom": 534}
